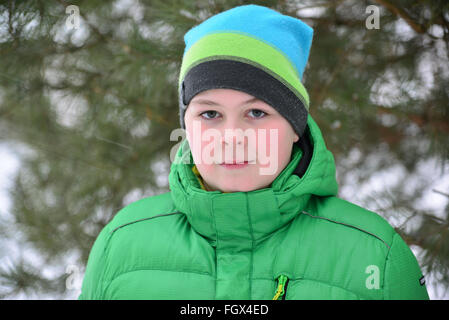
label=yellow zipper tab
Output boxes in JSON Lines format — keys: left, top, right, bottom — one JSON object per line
{"left": 272, "top": 275, "right": 288, "bottom": 300}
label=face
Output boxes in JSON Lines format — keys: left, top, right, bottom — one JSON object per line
{"left": 184, "top": 88, "right": 299, "bottom": 193}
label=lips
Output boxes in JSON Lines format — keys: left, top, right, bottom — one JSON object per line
{"left": 222, "top": 161, "right": 248, "bottom": 165}
{"left": 219, "top": 161, "right": 250, "bottom": 169}
{"left": 220, "top": 160, "right": 257, "bottom": 165}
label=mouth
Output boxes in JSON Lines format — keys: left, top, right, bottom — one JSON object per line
{"left": 222, "top": 161, "right": 248, "bottom": 165}
{"left": 219, "top": 160, "right": 254, "bottom": 169}
{"left": 220, "top": 159, "right": 256, "bottom": 165}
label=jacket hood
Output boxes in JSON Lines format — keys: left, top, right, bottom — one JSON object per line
{"left": 168, "top": 114, "right": 338, "bottom": 247}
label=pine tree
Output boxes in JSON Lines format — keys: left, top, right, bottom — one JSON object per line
{"left": 0, "top": 0, "right": 448, "bottom": 299}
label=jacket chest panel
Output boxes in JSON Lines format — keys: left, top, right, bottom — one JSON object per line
{"left": 105, "top": 269, "right": 215, "bottom": 299}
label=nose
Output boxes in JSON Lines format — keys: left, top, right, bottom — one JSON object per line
{"left": 222, "top": 115, "right": 249, "bottom": 143}
{"left": 218, "top": 121, "right": 254, "bottom": 164}
{"left": 221, "top": 127, "right": 246, "bottom": 146}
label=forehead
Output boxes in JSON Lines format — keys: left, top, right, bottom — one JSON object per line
{"left": 189, "top": 89, "right": 275, "bottom": 110}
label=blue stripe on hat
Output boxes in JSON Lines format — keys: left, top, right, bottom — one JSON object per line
{"left": 183, "top": 4, "right": 314, "bottom": 80}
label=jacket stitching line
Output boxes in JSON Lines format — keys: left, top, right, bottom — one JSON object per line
{"left": 104, "top": 268, "right": 215, "bottom": 297}
{"left": 211, "top": 197, "right": 218, "bottom": 299}
{"left": 210, "top": 197, "right": 218, "bottom": 248}
{"left": 289, "top": 277, "right": 367, "bottom": 300}
{"left": 109, "top": 211, "right": 182, "bottom": 235}
{"left": 246, "top": 192, "right": 255, "bottom": 300}
{"left": 251, "top": 276, "right": 367, "bottom": 299}
{"left": 382, "top": 232, "right": 396, "bottom": 300}
{"left": 301, "top": 210, "right": 391, "bottom": 249}
{"left": 292, "top": 216, "right": 300, "bottom": 282}
{"left": 112, "top": 267, "right": 214, "bottom": 278}
{"left": 96, "top": 227, "right": 114, "bottom": 300}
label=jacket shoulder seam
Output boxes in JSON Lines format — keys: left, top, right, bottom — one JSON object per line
{"left": 109, "top": 211, "right": 182, "bottom": 235}
{"left": 301, "top": 210, "right": 391, "bottom": 249}
{"left": 382, "top": 232, "right": 400, "bottom": 299}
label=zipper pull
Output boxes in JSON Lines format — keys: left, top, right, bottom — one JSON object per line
{"left": 272, "top": 274, "right": 289, "bottom": 300}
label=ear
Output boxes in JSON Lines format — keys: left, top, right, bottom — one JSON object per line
{"left": 294, "top": 133, "right": 299, "bottom": 143}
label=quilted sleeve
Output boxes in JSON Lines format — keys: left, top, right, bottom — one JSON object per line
{"left": 383, "top": 232, "right": 430, "bottom": 300}
{"left": 78, "top": 224, "right": 112, "bottom": 300}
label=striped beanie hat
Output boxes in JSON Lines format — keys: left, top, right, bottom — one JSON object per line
{"left": 178, "top": 4, "right": 314, "bottom": 139}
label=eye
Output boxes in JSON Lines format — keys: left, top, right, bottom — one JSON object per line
{"left": 199, "top": 109, "right": 267, "bottom": 120}
{"left": 200, "top": 110, "right": 220, "bottom": 120}
{"left": 248, "top": 109, "right": 267, "bottom": 119}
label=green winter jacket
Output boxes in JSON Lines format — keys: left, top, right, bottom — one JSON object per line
{"left": 78, "top": 115, "right": 429, "bottom": 300}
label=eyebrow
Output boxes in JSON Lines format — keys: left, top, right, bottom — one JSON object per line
{"left": 190, "top": 97, "right": 261, "bottom": 107}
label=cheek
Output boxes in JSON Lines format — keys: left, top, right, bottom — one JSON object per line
{"left": 257, "top": 123, "right": 292, "bottom": 162}
{"left": 187, "top": 125, "right": 203, "bottom": 163}
{"left": 187, "top": 124, "right": 219, "bottom": 167}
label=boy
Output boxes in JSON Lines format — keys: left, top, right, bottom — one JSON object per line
{"left": 79, "top": 4, "right": 429, "bottom": 300}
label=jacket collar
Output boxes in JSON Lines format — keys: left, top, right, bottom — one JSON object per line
{"left": 168, "top": 115, "right": 338, "bottom": 249}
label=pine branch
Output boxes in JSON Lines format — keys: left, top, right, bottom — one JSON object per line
{"left": 373, "top": 0, "right": 427, "bottom": 34}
